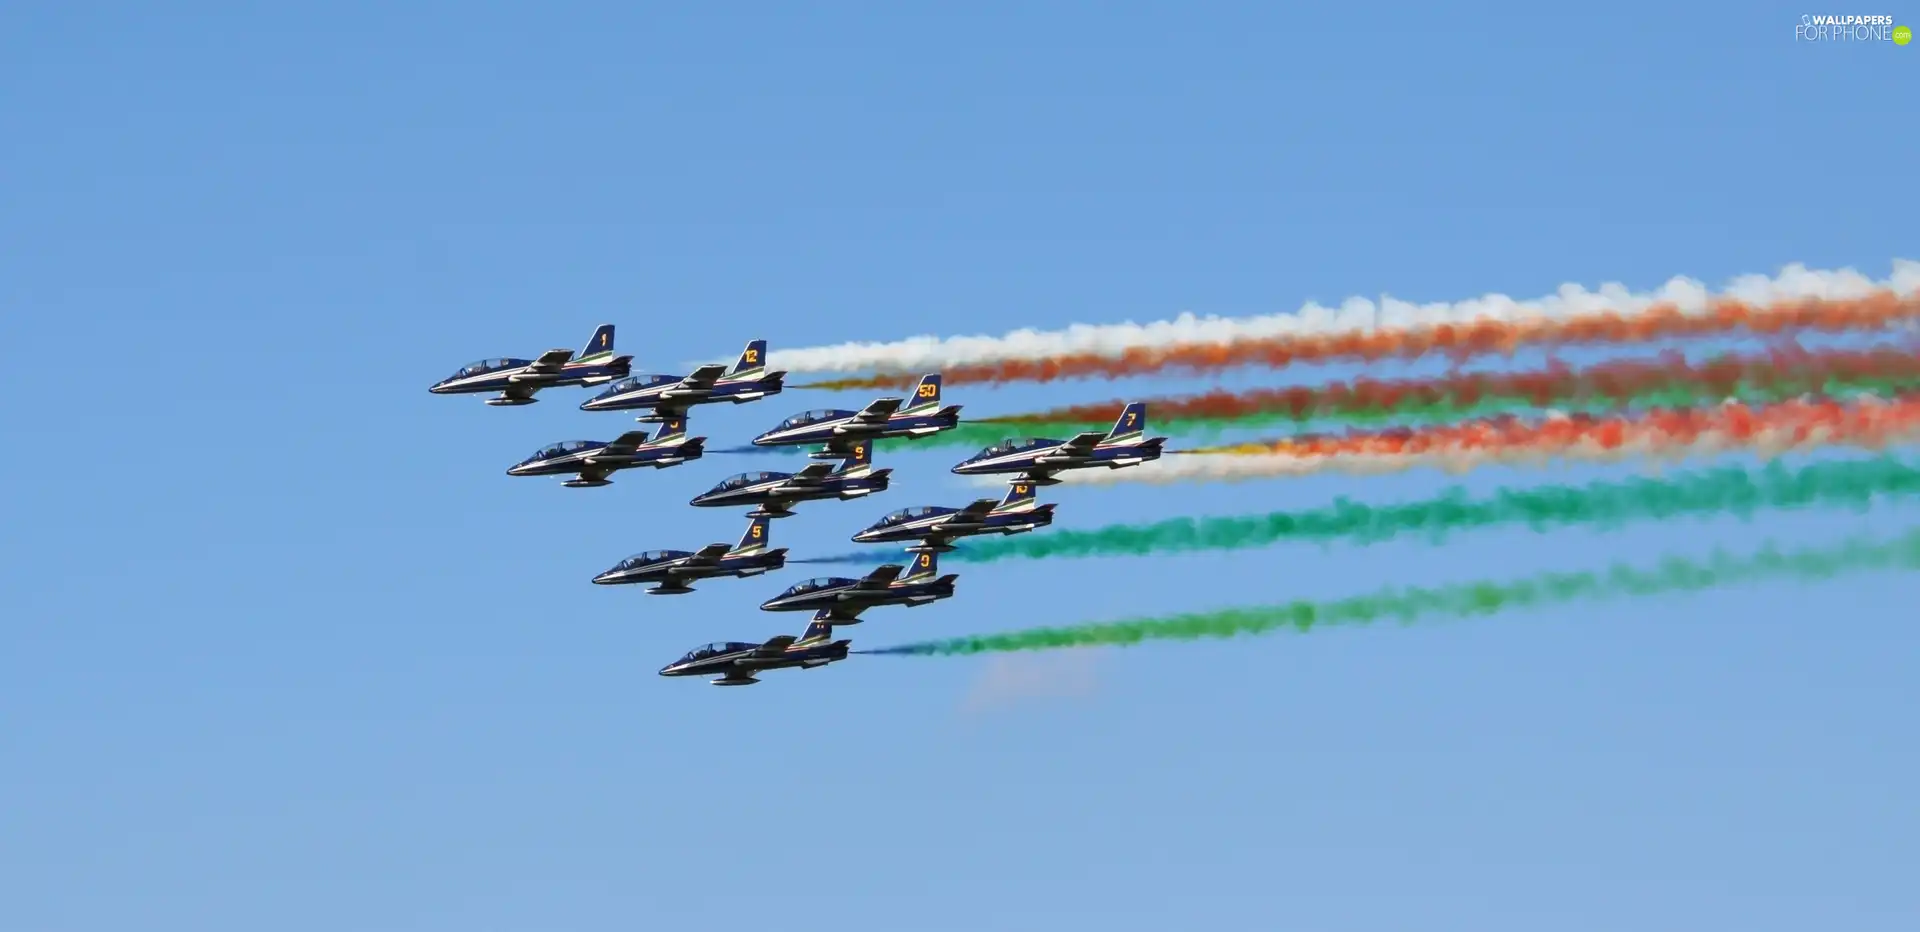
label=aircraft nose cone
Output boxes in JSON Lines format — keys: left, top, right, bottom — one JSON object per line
{"left": 428, "top": 382, "right": 448, "bottom": 394}
{"left": 591, "top": 572, "right": 616, "bottom": 585}
{"left": 507, "top": 464, "right": 527, "bottom": 476}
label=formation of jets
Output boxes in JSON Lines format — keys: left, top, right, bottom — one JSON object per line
{"left": 432, "top": 325, "right": 1168, "bottom": 686}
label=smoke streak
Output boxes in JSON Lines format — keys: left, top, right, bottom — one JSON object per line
{"left": 1033, "top": 394, "right": 1920, "bottom": 486}
{"left": 859, "top": 528, "right": 1920, "bottom": 656}
{"left": 738, "top": 352, "right": 1920, "bottom": 460}
{"left": 774, "top": 261, "right": 1919, "bottom": 387}
{"left": 795, "top": 458, "right": 1920, "bottom": 565}
{"left": 979, "top": 345, "right": 1920, "bottom": 432}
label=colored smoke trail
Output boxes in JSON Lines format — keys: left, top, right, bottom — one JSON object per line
{"left": 1030, "top": 394, "right": 1920, "bottom": 486}
{"left": 749, "top": 352, "right": 1920, "bottom": 460}
{"left": 772, "top": 260, "right": 1920, "bottom": 388}
{"left": 859, "top": 527, "right": 1920, "bottom": 656}
{"left": 977, "top": 345, "right": 1920, "bottom": 433}
{"left": 796, "top": 458, "right": 1920, "bottom": 565}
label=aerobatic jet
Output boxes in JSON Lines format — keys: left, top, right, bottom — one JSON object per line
{"left": 758, "top": 551, "right": 957, "bottom": 624}
{"left": 658, "top": 621, "right": 850, "bottom": 687}
{"left": 688, "top": 439, "right": 890, "bottom": 518}
{"left": 429, "top": 324, "right": 631, "bottom": 406}
{"left": 506, "top": 415, "right": 704, "bottom": 487}
{"left": 851, "top": 480, "right": 1056, "bottom": 554}
{"left": 591, "top": 517, "right": 788, "bottom": 594}
{"left": 750, "top": 374, "right": 961, "bottom": 458}
{"left": 579, "top": 339, "right": 786, "bottom": 421}
{"left": 950, "top": 402, "right": 1166, "bottom": 486}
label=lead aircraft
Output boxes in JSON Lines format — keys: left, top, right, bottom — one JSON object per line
{"left": 506, "top": 416, "right": 705, "bottom": 486}
{"left": 851, "top": 480, "right": 1056, "bottom": 553}
{"left": 750, "top": 374, "right": 961, "bottom": 458}
{"left": 429, "top": 325, "right": 631, "bottom": 406}
{"left": 591, "top": 516, "right": 788, "bottom": 594}
{"left": 658, "top": 621, "right": 849, "bottom": 686}
{"left": 950, "top": 402, "right": 1166, "bottom": 485}
{"left": 579, "top": 339, "right": 785, "bottom": 421}
{"left": 758, "top": 551, "right": 957, "bottom": 624}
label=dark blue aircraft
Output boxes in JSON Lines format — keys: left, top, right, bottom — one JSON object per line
{"left": 591, "top": 516, "right": 788, "bottom": 594}
{"left": 951, "top": 402, "right": 1166, "bottom": 485}
{"left": 579, "top": 339, "right": 786, "bottom": 422}
{"left": 750, "top": 374, "right": 961, "bottom": 458}
{"left": 429, "top": 324, "right": 631, "bottom": 406}
{"left": 658, "top": 621, "right": 850, "bottom": 687}
{"left": 758, "top": 551, "right": 957, "bottom": 624}
{"left": 506, "top": 416, "right": 704, "bottom": 487}
{"left": 851, "top": 480, "right": 1056, "bottom": 554}
{"left": 689, "top": 440, "right": 890, "bottom": 518}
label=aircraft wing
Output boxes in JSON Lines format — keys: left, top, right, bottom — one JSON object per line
{"left": 524, "top": 348, "right": 575, "bottom": 372}
{"left": 849, "top": 397, "right": 903, "bottom": 426}
{"left": 752, "top": 635, "right": 798, "bottom": 656}
{"left": 788, "top": 462, "right": 837, "bottom": 484}
{"left": 600, "top": 430, "right": 652, "bottom": 454}
{"left": 854, "top": 564, "right": 906, "bottom": 589}
{"left": 1038, "top": 431, "right": 1106, "bottom": 462}
{"left": 818, "top": 436, "right": 864, "bottom": 458}
{"left": 680, "top": 543, "right": 732, "bottom": 567}
{"left": 951, "top": 498, "right": 999, "bottom": 522}
{"left": 679, "top": 364, "right": 728, "bottom": 389}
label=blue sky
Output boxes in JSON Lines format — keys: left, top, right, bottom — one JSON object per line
{"left": 3, "top": 3, "right": 1915, "bottom": 930}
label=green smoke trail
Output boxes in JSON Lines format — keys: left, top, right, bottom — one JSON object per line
{"left": 798, "top": 457, "right": 1920, "bottom": 565}
{"left": 851, "top": 371, "right": 1920, "bottom": 454}
{"left": 862, "top": 527, "right": 1920, "bottom": 656}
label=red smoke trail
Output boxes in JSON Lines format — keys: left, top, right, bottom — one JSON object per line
{"left": 979, "top": 344, "right": 1920, "bottom": 425}
{"left": 804, "top": 292, "right": 1920, "bottom": 390}
{"left": 1190, "top": 394, "right": 1920, "bottom": 461}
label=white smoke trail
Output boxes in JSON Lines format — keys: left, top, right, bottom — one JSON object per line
{"left": 744, "top": 260, "right": 1920, "bottom": 374}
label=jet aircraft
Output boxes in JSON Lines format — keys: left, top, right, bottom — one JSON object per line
{"left": 591, "top": 516, "right": 788, "bottom": 594}
{"left": 658, "top": 621, "right": 849, "bottom": 686}
{"left": 950, "top": 402, "right": 1166, "bottom": 486}
{"left": 750, "top": 374, "right": 961, "bottom": 458}
{"left": 429, "top": 325, "right": 631, "bottom": 406}
{"left": 506, "top": 415, "right": 705, "bottom": 486}
{"left": 851, "top": 480, "right": 1056, "bottom": 554}
{"left": 688, "top": 439, "right": 890, "bottom": 518}
{"left": 579, "top": 339, "right": 786, "bottom": 421}
{"left": 758, "top": 551, "right": 957, "bottom": 624}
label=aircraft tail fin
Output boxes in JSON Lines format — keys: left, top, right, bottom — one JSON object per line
{"left": 729, "top": 339, "right": 768, "bottom": 379}
{"left": 797, "top": 619, "right": 835, "bottom": 646}
{"left": 578, "top": 324, "right": 616, "bottom": 361}
{"left": 902, "top": 550, "right": 939, "bottom": 582}
{"left": 835, "top": 439, "right": 875, "bottom": 476}
{"left": 732, "top": 516, "right": 771, "bottom": 555}
{"left": 996, "top": 479, "right": 1039, "bottom": 513}
{"left": 901, "top": 373, "right": 943, "bottom": 414}
{"left": 1103, "top": 402, "right": 1147, "bottom": 444}
{"left": 650, "top": 414, "right": 689, "bottom": 443}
